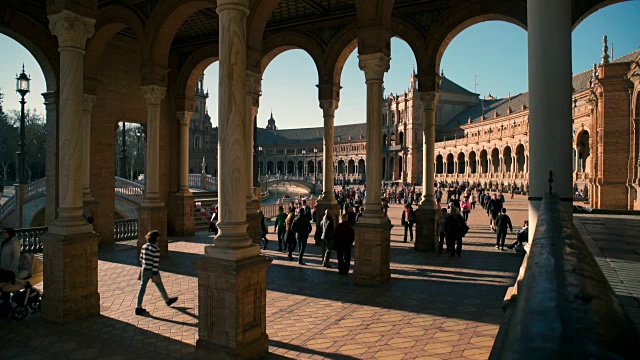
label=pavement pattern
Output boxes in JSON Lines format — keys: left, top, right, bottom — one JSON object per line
{"left": 0, "top": 195, "right": 530, "bottom": 360}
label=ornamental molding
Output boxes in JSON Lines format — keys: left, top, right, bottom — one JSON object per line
{"left": 358, "top": 53, "right": 390, "bottom": 82}
{"left": 177, "top": 111, "right": 194, "bottom": 126}
{"left": 420, "top": 91, "right": 440, "bottom": 110}
{"left": 142, "top": 85, "right": 167, "bottom": 105}
{"left": 319, "top": 99, "right": 339, "bottom": 114}
{"left": 48, "top": 10, "right": 95, "bottom": 50}
{"left": 308, "top": 25, "right": 345, "bottom": 46}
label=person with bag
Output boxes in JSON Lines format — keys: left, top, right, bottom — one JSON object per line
{"left": 292, "top": 207, "right": 313, "bottom": 265}
{"left": 333, "top": 214, "right": 355, "bottom": 275}
{"left": 444, "top": 207, "right": 468, "bottom": 257}
{"left": 284, "top": 208, "right": 297, "bottom": 261}
{"left": 320, "top": 209, "right": 335, "bottom": 268}
{"left": 495, "top": 208, "right": 513, "bottom": 251}
{"left": 437, "top": 208, "right": 449, "bottom": 255}
{"left": 401, "top": 204, "right": 416, "bottom": 242}
{"left": 136, "top": 230, "right": 178, "bottom": 316}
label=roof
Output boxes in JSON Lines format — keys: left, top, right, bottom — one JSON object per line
{"left": 444, "top": 49, "right": 640, "bottom": 129}
{"left": 440, "top": 77, "right": 478, "bottom": 96}
{"left": 257, "top": 123, "right": 367, "bottom": 145}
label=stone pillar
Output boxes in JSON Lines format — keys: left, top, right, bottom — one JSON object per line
{"left": 416, "top": 91, "right": 439, "bottom": 252}
{"left": 245, "top": 71, "right": 261, "bottom": 245}
{"left": 137, "top": 86, "right": 169, "bottom": 256}
{"left": 196, "top": 1, "right": 270, "bottom": 358}
{"left": 316, "top": 99, "right": 340, "bottom": 243}
{"left": 43, "top": 10, "right": 100, "bottom": 323}
{"left": 354, "top": 53, "right": 392, "bottom": 285}
{"left": 528, "top": 0, "right": 573, "bottom": 240}
{"left": 43, "top": 91, "right": 59, "bottom": 226}
{"left": 169, "top": 111, "right": 195, "bottom": 237}
{"left": 82, "top": 94, "right": 97, "bottom": 230}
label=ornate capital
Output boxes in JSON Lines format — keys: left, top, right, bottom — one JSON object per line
{"left": 420, "top": 91, "right": 440, "bottom": 111}
{"left": 358, "top": 53, "right": 390, "bottom": 82}
{"left": 246, "top": 71, "right": 262, "bottom": 106}
{"left": 319, "top": 99, "right": 339, "bottom": 116}
{"left": 48, "top": 10, "right": 95, "bottom": 50}
{"left": 177, "top": 111, "right": 193, "bottom": 126}
{"left": 83, "top": 94, "right": 96, "bottom": 112}
{"left": 217, "top": 0, "right": 250, "bottom": 15}
{"left": 142, "top": 85, "right": 166, "bottom": 106}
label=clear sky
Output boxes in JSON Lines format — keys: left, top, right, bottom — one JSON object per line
{"left": 0, "top": 1, "right": 639, "bottom": 127}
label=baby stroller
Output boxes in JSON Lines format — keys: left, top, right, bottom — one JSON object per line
{"left": 0, "top": 253, "right": 43, "bottom": 321}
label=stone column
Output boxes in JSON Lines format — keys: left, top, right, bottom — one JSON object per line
{"left": 43, "top": 9, "right": 100, "bottom": 323}
{"left": 43, "top": 91, "right": 59, "bottom": 226}
{"left": 528, "top": 0, "right": 573, "bottom": 240}
{"left": 316, "top": 99, "right": 340, "bottom": 243}
{"left": 354, "top": 53, "right": 392, "bottom": 285}
{"left": 137, "top": 86, "right": 169, "bottom": 256}
{"left": 82, "top": 94, "right": 97, "bottom": 230}
{"left": 169, "top": 111, "right": 195, "bottom": 237}
{"left": 416, "top": 91, "right": 439, "bottom": 252}
{"left": 245, "top": 71, "right": 261, "bottom": 245}
{"left": 196, "top": 1, "right": 270, "bottom": 358}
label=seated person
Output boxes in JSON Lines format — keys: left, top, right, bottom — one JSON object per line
{"left": 507, "top": 221, "right": 529, "bottom": 250}
{"left": 0, "top": 228, "right": 21, "bottom": 306}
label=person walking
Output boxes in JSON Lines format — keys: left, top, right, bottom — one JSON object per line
{"left": 285, "top": 208, "right": 297, "bottom": 260}
{"left": 401, "top": 204, "right": 416, "bottom": 242}
{"left": 437, "top": 208, "right": 449, "bottom": 255}
{"left": 259, "top": 210, "right": 269, "bottom": 250}
{"left": 495, "top": 208, "right": 513, "bottom": 251}
{"left": 136, "top": 230, "right": 178, "bottom": 315}
{"left": 320, "top": 209, "right": 335, "bottom": 268}
{"left": 292, "top": 207, "right": 312, "bottom": 265}
{"left": 444, "top": 207, "right": 468, "bottom": 257}
{"left": 487, "top": 194, "right": 503, "bottom": 232}
{"left": 208, "top": 206, "right": 218, "bottom": 235}
{"left": 0, "top": 228, "right": 20, "bottom": 308}
{"left": 333, "top": 214, "right": 355, "bottom": 275}
{"left": 274, "top": 206, "right": 287, "bottom": 252}
{"left": 461, "top": 197, "right": 471, "bottom": 222}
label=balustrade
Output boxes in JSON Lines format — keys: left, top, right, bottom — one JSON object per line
{"left": 17, "top": 226, "right": 47, "bottom": 253}
{"left": 24, "top": 178, "right": 47, "bottom": 201}
{"left": 114, "top": 218, "right": 138, "bottom": 241}
{"left": 114, "top": 177, "right": 144, "bottom": 202}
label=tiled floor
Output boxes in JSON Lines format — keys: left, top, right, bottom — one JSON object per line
{"left": 574, "top": 213, "right": 640, "bottom": 331}
{"left": 0, "top": 195, "right": 529, "bottom": 359}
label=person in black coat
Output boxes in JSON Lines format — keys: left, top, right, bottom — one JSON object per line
{"left": 401, "top": 204, "right": 416, "bottom": 242}
{"left": 495, "top": 208, "right": 513, "bottom": 251}
{"left": 333, "top": 214, "right": 355, "bottom": 275}
{"left": 444, "top": 207, "right": 467, "bottom": 257}
{"left": 292, "top": 208, "right": 313, "bottom": 265}
{"left": 486, "top": 194, "right": 503, "bottom": 231}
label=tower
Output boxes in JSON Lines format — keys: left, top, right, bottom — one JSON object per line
{"left": 409, "top": 67, "right": 417, "bottom": 91}
{"left": 266, "top": 111, "right": 277, "bottom": 130}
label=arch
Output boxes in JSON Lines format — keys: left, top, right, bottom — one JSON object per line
{"left": 326, "top": 25, "right": 358, "bottom": 86}
{"left": 480, "top": 149, "right": 488, "bottom": 174}
{"left": 277, "top": 161, "right": 284, "bottom": 174}
{"left": 515, "top": 144, "right": 525, "bottom": 173}
{"left": 457, "top": 152, "right": 466, "bottom": 174}
{"left": 247, "top": 0, "right": 284, "bottom": 52}
{"left": 398, "top": 155, "right": 403, "bottom": 179}
{"left": 436, "top": 154, "right": 444, "bottom": 174}
{"left": 469, "top": 151, "right": 477, "bottom": 174}
{"left": 358, "top": 159, "right": 365, "bottom": 175}
{"left": 491, "top": 148, "right": 500, "bottom": 173}
{"left": 348, "top": 159, "right": 356, "bottom": 174}
{"left": 388, "top": 156, "right": 395, "bottom": 180}
{"left": 577, "top": 131, "right": 590, "bottom": 172}
{"left": 174, "top": 44, "right": 219, "bottom": 112}
{"left": 421, "top": 2, "right": 527, "bottom": 90}
{"left": 572, "top": 0, "right": 629, "bottom": 30}
{"left": 317, "top": 160, "right": 323, "bottom": 174}
{"left": 267, "top": 161, "right": 274, "bottom": 174}
{"left": 446, "top": 153, "right": 454, "bottom": 174}
{"left": 398, "top": 131, "right": 404, "bottom": 146}
{"left": 307, "top": 160, "right": 315, "bottom": 174}
{"left": 261, "top": 31, "right": 326, "bottom": 81}
{"left": 287, "top": 161, "right": 295, "bottom": 175}
{"left": 503, "top": 146, "right": 512, "bottom": 173}
{"left": 0, "top": 12, "right": 58, "bottom": 92}
{"left": 338, "top": 160, "right": 346, "bottom": 175}
{"left": 297, "top": 160, "right": 304, "bottom": 176}
{"left": 146, "top": 0, "right": 216, "bottom": 67}
{"left": 85, "top": 5, "right": 148, "bottom": 81}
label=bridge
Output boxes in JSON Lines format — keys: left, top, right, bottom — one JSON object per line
{"left": 260, "top": 175, "right": 321, "bottom": 193}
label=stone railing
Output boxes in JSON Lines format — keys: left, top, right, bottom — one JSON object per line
{"left": 114, "top": 218, "right": 138, "bottom": 241}
{"left": 260, "top": 197, "right": 317, "bottom": 219}
{"left": 188, "top": 173, "right": 218, "bottom": 191}
{"left": 24, "top": 178, "right": 46, "bottom": 201}
{"left": 114, "top": 176, "right": 144, "bottom": 203}
{"left": 490, "top": 193, "right": 639, "bottom": 358}
{"left": 0, "top": 194, "right": 16, "bottom": 223}
{"left": 261, "top": 174, "right": 320, "bottom": 184}
{"left": 17, "top": 226, "right": 47, "bottom": 253}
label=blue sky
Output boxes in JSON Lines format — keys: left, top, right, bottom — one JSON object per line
{"left": 1, "top": 1, "right": 639, "bottom": 128}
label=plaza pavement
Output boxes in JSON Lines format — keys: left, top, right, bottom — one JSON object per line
{"left": 0, "top": 195, "right": 530, "bottom": 360}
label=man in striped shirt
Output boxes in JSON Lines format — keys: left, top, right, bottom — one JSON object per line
{"left": 136, "top": 230, "right": 178, "bottom": 315}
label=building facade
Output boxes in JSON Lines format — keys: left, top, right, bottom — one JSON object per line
{"left": 188, "top": 76, "right": 218, "bottom": 176}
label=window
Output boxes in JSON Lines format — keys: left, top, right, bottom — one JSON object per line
{"left": 194, "top": 136, "right": 201, "bottom": 149}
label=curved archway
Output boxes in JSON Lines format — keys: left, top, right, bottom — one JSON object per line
{"left": 337, "top": 160, "right": 345, "bottom": 175}
{"left": 174, "top": 44, "right": 219, "bottom": 112}
{"left": 480, "top": 149, "right": 488, "bottom": 174}
{"left": 277, "top": 161, "right": 284, "bottom": 174}
{"left": 287, "top": 161, "right": 295, "bottom": 175}
{"left": 267, "top": 161, "right": 274, "bottom": 174}
{"left": 398, "top": 131, "right": 404, "bottom": 146}
{"left": 457, "top": 152, "right": 466, "bottom": 174}
{"left": 446, "top": 153, "right": 454, "bottom": 174}
{"left": 577, "top": 131, "right": 590, "bottom": 173}
{"left": 358, "top": 159, "right": 365, "bottom": 175}
{"left": 469, "top": 151, "right": 477, "bottom": 174}
{"left": 491, "top": 148, "right": 500, "bottom": 173}
{"left": 436, "top": 154, "right": 444, "bottom": 174}
{"left": 348, "top": 159, "right": 356, "bottom": 175}
{"left": 515, "top": 144, "right": 526, "bottom": 173}
{"left": 297, "top": 160, "right": 304, "bottom": 176}
{"left": 398, "top": 155, "right": 403, "bottom": 179}
{"left": 261, "top": 31, "right": 326, "bottom": 81}
{"left": 503, "top": 146, "right": 512, "bottom": 173}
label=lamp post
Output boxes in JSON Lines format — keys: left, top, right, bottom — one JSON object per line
{"left": 119, "top": 121, "right": 127, "bottom": 178}
{"left": 313, "top": 148, "right": 318, "bottom": 184}
{"left": 15, "top": 65, "right": 30, "bottom": 185}
{"left": 301, "top": 149, "right": 306, "bottom": 178}
{"left": 135, "top": 127, "right": 143, "bottom": 180}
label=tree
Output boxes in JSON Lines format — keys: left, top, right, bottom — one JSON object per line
{"left": 0, "top": 87, "right": 19, "bottom": 183}
{"left": 4, "top": 108, "right": 46, "bottom": 182}
{"left": 115, "top": 122, "right": 146, "bottom": 180}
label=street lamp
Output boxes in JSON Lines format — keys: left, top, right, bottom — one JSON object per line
{"left": 301, "top": 149, "right": 306, "bottom": 178}
{"left": 119, "top": 121, "right": 127, "bottom": 178}
{"left": 15, "top": 64, "right": 30, "bottom": 185}
{"left": 135, "top": 127, "right": 143, "bottom": 180}
{"left": 313, "top": 148, "right": 318, "bottom": 184}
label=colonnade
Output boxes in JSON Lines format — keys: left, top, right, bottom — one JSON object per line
{"left": 436, "top": 150, "right": 530, "bottom": 176}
